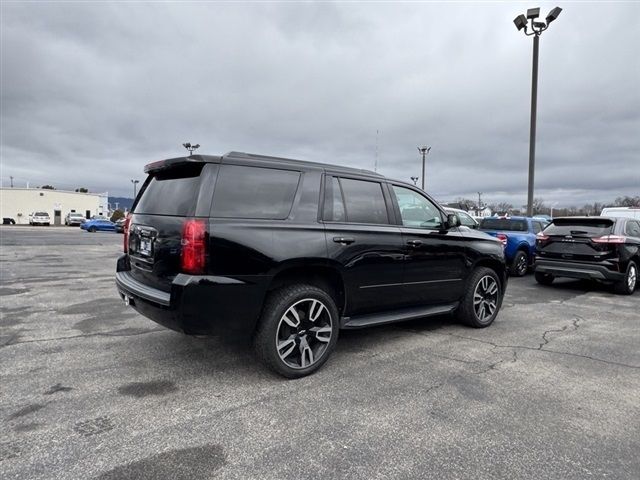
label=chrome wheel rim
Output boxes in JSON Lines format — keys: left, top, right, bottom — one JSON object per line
{"left": 473, "top": 275, "right": 499, "bottom": 322}
{"left": 276, "top": 298, "right": 333, "bottom": 369}
{"left": 516, "top": 254, "right": 527, "bottom": 274}
{"left": 628, "top": 265, "right": 637, "bottom": 291}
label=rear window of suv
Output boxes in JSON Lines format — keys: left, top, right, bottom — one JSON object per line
{"left": 135, "top": 163, "right": 204, "bottom": 216}
{"left": 480, "top": 218, "right": 527, "bottom": 232}
{"left": 544, "top": 218, "right": 614, "bottom": 237}
{"left": 211, "top": 165, "right": 301, "bottom": 219}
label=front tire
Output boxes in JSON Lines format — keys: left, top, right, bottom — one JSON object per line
{"left": 510, "top": 251, "right": 528, "bottom": 277}
{"left": 253, "top": 284, "right": 339, "bottom": 378}
{"left": 535, "top": 272, "right": 554, "bottom": 286}
{"left": 88, "top": 226, "right": 97, "bottom": 233}
{"left": 613, "top": 261, "right": 637, "bottom": 295}
{"left": 457, "top": 267, "right": 502, "bottom": 328}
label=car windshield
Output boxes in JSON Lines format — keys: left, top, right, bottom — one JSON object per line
{"left": 480, "top": 218, "right": 527, "bottom": 232}
{"left": 544, "top": 218, "right": 614, "bottom": 237}
{"left": 35, "top": 212, "right": 48, "bottom": 216}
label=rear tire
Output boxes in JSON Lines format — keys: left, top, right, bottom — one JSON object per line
{"left": 457, "top": 267, "right": 502, "bottom": 328}
{"left": 613, "top": 261, "right": 637, "bottom": 295}
{"left": 535, "top": 272, "right": 554, "bottom": 286}
{"left": 253, "top": 284, "right": 339, "bottom": 378}
{"left": 510, "top": 251, "right": 528, "bottom": 277}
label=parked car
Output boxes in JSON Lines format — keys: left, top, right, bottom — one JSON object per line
{"left": 600, "top": 207, "right": 640, "bottom": 220}
{"left": 115, "top": 217, "right": 126, "bottom": 233}
{"left": 479, "top": 216, "right": 549, "bottom": 276}
{"left": 29, "top": 212, "right": 50, "bottom": 226}
{"left": 444, "top": 207, "right": 479, "bottom": 229}
{"left": 115, "top": 151, "right": 507, "bottom": 378}
{"left": 81, "top": 218, "right": 116, "bottom": 233}
{"left": 534, "top": 216, "right": 639, "bottom": 295}
{"left": 65, "top": 212, "right": 86, "bottom": 226}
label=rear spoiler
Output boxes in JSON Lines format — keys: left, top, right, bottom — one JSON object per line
{"left": 144, "top": 155, "right": 210, "bottom": 174}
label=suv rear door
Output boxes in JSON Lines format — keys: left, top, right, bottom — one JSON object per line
{"left": 536, "top": 217, "right": 617, "bottom": 262}
{"left": 322, "top": 175, "right": 405, "bottom": 315}
{"left": 128, "top": 160, "right": 217, "bottom": 292}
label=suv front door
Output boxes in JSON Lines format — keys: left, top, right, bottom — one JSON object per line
{"left": 390, "top": 185, "right": 467, "bottom": 305}
{"left": 323, "top": 175, "right": 405, "bottom": 315}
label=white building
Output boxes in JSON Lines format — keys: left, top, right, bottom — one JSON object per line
{"left": 0, "top": 188, "right": 108, "bottom": 225}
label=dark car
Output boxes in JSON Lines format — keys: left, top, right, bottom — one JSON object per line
{"left": 534, "top": 217, "right": 639, "bottom": 295}
{"left": 115, "top": 152, "right": 507, "bottom": 377}
{"left": 479, "top": 216, "right": 548, "bottom": 277}
{"left": 81, "top": 218, "right": 117, "bottom": 233}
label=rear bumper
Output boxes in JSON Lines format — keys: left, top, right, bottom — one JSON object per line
{"left": 115, "top": 255, "right": 267, "bottom": 336}
{"left": 534, "top": 259, "right": 624, "bottom": 282}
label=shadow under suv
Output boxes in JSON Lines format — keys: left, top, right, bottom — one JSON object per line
{"left": 116, "top": 152, "right": 507, "bottom": 377}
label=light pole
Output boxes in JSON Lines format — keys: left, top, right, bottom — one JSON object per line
{"left": 417, "top": 146, "right": 431, "bottom": 191}
{"left": 411, "top": 176, "right": 419, "bottom": 186}
{"left": 131, "top": 179, "right": 139, "bottom": 198}
{"left": 514, "top": 6, "right": 562, "bottom": 217}
{"left": 182, "top": 142, "right": 200, "bottom": 156}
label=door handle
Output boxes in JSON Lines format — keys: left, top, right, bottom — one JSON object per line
{"left": 407, "top": 239, "right": 423, "bottom": 247}
{"left": 333, "top": 236, "right": 355, "bottom": 245}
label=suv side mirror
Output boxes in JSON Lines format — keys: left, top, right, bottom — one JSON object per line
{"left": 446, "top": 213, "right": 461, "bottom": 229}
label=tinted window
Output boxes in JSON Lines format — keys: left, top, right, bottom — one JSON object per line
{"left": 212, "top": 165, "right": 300, "bottom": 219}
{"left": 135, "top": 164, "right": 204, "bottom": 216}
{"left": 393, "top": 186, "right": 442, "bottom": 229}
{"left": 323, "top": 177, "right": 346, "bottom": 222}
{"left": 338, "top": 178, "right": 388, "bottom": 224}
{"left": 625, "top": 221, "right": 640, "bottom": 237}
{"left": 480, "top": 218, "right": 527, "bottom": 232}
{"left": 544, "top": 218, "right": 614, "bottom": 237}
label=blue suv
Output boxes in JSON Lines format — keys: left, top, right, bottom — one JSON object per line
{"left": 479, "top": 216, "right": 548, "bottom": 276}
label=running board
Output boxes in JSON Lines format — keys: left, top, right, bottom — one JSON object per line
{"left": 341, "top": 303, "right": 458, "bottom": 329}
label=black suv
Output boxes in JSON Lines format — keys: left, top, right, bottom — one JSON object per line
{"left": 115, "top": 152, "right": 507, "bottom": 377}
{"left": 534, "top": 216, "right": 639, "bottom": 295}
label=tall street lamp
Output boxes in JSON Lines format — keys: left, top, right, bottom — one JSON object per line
{"left": 411, "top": 176, "right": 419, "bottom": 186}
{"left": 182, "top": 142, "right": 200, "bottom": 156}
{"left": 131, "top": 179, "right": 139, "bottom": 198}
{"left": 417, "top": 146, "right": 431, "bottom": 191}
{"left": 513, "top": 6, "right": 562, "bottom": 217}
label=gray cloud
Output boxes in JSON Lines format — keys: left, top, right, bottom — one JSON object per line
{"left": 1, "top": 2, "right": 638, "bottom": 206}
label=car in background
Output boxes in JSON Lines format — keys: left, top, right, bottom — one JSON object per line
{"left": 600, "top": 207, "right": 640, "bottom": 220}
{"left": 29, "top": 212, "right": 50, "bottom": 226}
{"left": 65, "top": 212, "right": 86, "bottom": 226}
{"left": 535, "top": 216, "right": 639, "bottom": 295}
{"left": 479, "top": 216, "right": 549, "bottom": 276}
{"left": 115, "top": 217, "right": 126, "bottom": 233}
{"left": 444, "top": 207, "right": 478, "bottom": 229}
{"left": 81, "top": 218, "right": 116, "bottom": 233}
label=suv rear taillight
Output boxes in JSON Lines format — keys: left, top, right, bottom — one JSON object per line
{"left": 592, "top": 235, "right": 627, "bottom": 244}
{"left": 496, "top": 233, "right": 508, "bottom": 248}
{"left": 123, "top": 213, "right": 132, "bottom": 253}
{"left": 181, "top": 219, "right": 207, "bottom": 274}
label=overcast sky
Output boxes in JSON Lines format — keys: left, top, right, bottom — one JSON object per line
{"left": 1, "top": 1, "right": 639, "bottom": 206}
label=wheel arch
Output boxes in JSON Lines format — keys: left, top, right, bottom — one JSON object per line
{"left": 267, "top": 263, "right": 346, "bottom": 315}
{"left": 471, "top": 258, "right": 507, "bottom": 291}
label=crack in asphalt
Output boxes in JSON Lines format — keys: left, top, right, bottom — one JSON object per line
{"left": 1, "top": 328, "right": 165, "bottom": 347}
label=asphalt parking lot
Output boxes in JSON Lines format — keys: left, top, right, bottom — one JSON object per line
{"left": 1, "top": 225, "right": 639, "bottom": 479}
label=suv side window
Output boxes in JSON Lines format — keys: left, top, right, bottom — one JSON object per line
{"left": 212, "top": 165, "right": 301, "bottom": 219}
{"left": 458, "top": 211, "right": 476, "bottom": 228}
{"left": 323, "top": 177, "right": 346, "bottom": 222}
{"left": 533, "top": 221, "right": 543, "bottom": 234}
{"left": 625, "top": 220, "right": 640, "bottom": 237}
{"left": 330, "top": 177, "right": 388, "bottom": 225}
{"left": 392, "top": 185, "right": 443, "bottom": 230}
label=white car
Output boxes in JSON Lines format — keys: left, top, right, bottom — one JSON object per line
{"left": 29, "top": 212, "right": 51, "bottom": 226}
{"left": 65, "top": 212, "right": 85, "bottom": 226}
{"left": 600, "top": 207, "right": 640, "bottom": 220}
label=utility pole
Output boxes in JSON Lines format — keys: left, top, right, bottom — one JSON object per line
{"left": 10, "top": 176, "right": 14, "bottom": 188}
{"left": 417, "top": 146, "right": 431, "bottom": 191}
{"left": 374, "top": 130, "right": 379, "bottom": 173}
{"left": 131, "top": 179, "right": 140, "bottom": 198}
